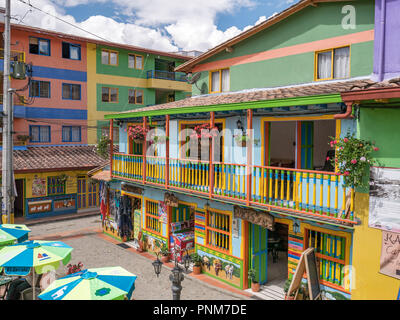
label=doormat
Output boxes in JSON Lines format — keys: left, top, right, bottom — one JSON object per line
{"left": 117, "top": 243, "right": 130, "bottom": 249}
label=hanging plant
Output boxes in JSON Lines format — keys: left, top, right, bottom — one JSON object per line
{"left": 233, "top": 134, "right": 260, "bottom": 147}
{"left": 328, "top": 134, "right": 379, "bottom": 188}
{"left": 128, "top": 125, "right": 149, "bottom": 143}
{"left": 190, "top": 123, "right": 219, "bottom": 140}
{"left": 57, "top": 173, "right": 68, "bottom": 185}
{"left": 96, "top": 135, "right": 111, "bottom": 159}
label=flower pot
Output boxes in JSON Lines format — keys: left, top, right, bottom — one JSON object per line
{"left": 285, "top": 294, "right": 295, "bottom": 300}
{"left": 193, "top": 265, "right": 201, "bottom": 275}
{"left": 251, "top": 282, "right": 260, "bottom": 292}
{"left": 235, "top": 140, "right": 247, "bottom": 147}
{"left": 161, "top": 255, "right": 170, "bottom": 263}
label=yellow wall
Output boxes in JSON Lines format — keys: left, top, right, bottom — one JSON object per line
{"left": 351, "top": 192, "right": 400, "bottom": 300}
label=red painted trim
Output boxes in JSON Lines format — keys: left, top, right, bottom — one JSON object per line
{"left": 341, "top": 87, "right": 400, "bottom": 102}
{"left": 165, "top": 115, "right": 170, "bottom": 189}
{"left": 209, "top": 112, "right": 215, "bottom": 199}
{"left": 334, "top": 102, "right": 353, "bottom": 119}
{"left": 110, "top": 119, "right": 114, "bottom": 177}
{"left": 296, "top": 121, "right": 302, "bottom": 169}
{"left": 142, "top": 117, "right": 147, "bottom": 184}
{"left": 246, "top": 109, "right": 253, "bottom": 206}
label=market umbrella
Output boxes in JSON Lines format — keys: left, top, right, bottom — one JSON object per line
{"left": 0, "top": 240, "right": 73, "bottom": 299}
{"left": 38, "top": 266, "right": 137, "bottom": 300}
{"left": 0, "top": 224, "right": 31, "bottom": 248}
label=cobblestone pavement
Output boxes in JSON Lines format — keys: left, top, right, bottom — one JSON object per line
{"left": 28, "top": 215, "right": 254, "bottom": 300}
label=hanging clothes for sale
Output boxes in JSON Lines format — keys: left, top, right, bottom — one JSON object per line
{"left": 117, "top": 195, "right": 133, "bottom": 240}
{"left": 99, "top": 182, "right": 108, "bottom": 221}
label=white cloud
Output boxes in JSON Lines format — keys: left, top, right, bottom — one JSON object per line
{"left": 1, "top": 0, "right": 268, "bottom": 52}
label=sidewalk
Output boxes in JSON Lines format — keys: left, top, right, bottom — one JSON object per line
{"left": 14, "top": 209, "right": 100, "bottom": 226}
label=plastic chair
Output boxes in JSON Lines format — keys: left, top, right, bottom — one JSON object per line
{"left": 20, "top": 287, "right": 41, "bottom": 300}
{"left": 0, "top": 276, "right": 14, "bottom": 300}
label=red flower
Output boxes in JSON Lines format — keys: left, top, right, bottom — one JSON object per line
{"left": 344, "top": 171, "right": 350, "bottom": 176}
{"left": 373, "top": 147, "right": 379, "bottom": 151}
{"left": 351, "top": 159, "right": 357, "bottom": 164}
{"left": 343, "top": 138, "right": 349, "bottom": 142}
{"left": 326, "top": 157, "right": 330, "bottom": 161}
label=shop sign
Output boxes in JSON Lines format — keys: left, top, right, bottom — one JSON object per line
{"left": 121, "top": 183, "right": 143, "bottom": 195}
{"left": 32, "top": 176, "right": 46, "bottom": 197}
{"left": 54, "top": 198, "right": 75, "bottom": 211}
{"left": 164, "top": 192, "right": 178, "bottom": 207}
{"left": 233, "top": 205, "right": 274, "bottom": 231}
{"left": 380, "top": 230, "right": 400, "bottom": 279}
{"left": 28, "top": 200, "right": 52, "bottom": 214}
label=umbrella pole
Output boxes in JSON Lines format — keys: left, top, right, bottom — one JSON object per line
{"left": 32, "top": 268, "right": 36, "bottom": 301}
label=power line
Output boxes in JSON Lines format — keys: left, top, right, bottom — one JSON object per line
{"left": 16, "top": 0, "right": 113, "bottom": 43}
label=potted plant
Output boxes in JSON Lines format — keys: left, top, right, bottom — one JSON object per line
{"left": 190, "top": 253, "right": 203, "bottom": 275}
{"left": 137, "top": 232, "right": 147, "bottom": 252}
{"left": 128, "top": 125, "right": 149, "bottom": 144}
{"left": 283, "top": 277, "right": 296, "bottom": 300}
{"left": 66, "top": 262, "right": 84, "bottom": 275}
{"left": 248, "top": 269, "right": 260, "bottom": 292}
{"left": 160, "top": 244, "right": 170, "bottom": 263}
{"left": 16, "top": 134, "right": 30, "bottom": 145}
{"left": 234, "top": 134, "right": 260, "bottom": 147}
{"left": 96, "top": 134, "right": 111, "bottom": 159}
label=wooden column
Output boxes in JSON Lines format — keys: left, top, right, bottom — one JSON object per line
{"left": 142, "top": 116, "right": 147, "bottom": 184}
{"left": 165, "top": 115, "right": 170, "bottom": 189}
{"left": 246, "top": 109, "right": 253, "bottom": 206}
{"left": 209, "top": 111, "right": 215, "bottom": 198}
{"left": 109, "top": 119, "right": 114, "bottom": 177}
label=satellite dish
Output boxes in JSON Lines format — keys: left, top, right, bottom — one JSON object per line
{"left": 187, "top": 72, "right": 201, "bottom": 84}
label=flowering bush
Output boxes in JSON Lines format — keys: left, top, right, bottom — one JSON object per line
{"left": 128, "top": 125, "right": 149, "bottom": 141}
{"left": 328, "top": 134, "right": 379, "bottom": 188}
{"left": 190, "top": 123, "right": 219, "bottom": 140}
{"left": 66, "top": 262, "right": 84, "bottom": 275}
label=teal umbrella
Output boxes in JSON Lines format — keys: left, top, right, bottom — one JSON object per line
{"left": 38, "top": 266, "right": 137, "bottom": 300}
{"left": 0, "top": 224, "right": 31, "bottom": 248}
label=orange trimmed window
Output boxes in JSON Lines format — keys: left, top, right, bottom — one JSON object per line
{"left": 210, "top": 68, "right": 230, "bottom": 93}
{"left": 101, "top": 49, "right": 118, "bottom": 66}
{"left": 205, "top": 209, "right": 231, "bottom": 252}
{"left": 304, "top": 228, "right": 348, "bottom": 289}
{"left": 128, "top": 89, "right": 144, "bottom": 105}
{"left": 315, "top": 46, "right": 350, "bottom": 81}
{"left": 101, "top": 87, "right": 118, "bottom": 103}
{"left": 128, "top": 54, "right": 143, "bottom": 69}
{"left": 145, "top": 200, "right": 161, "bottom": 234}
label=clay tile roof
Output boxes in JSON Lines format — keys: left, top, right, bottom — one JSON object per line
{"left": 114, "top": 78, "right": 400, "bottom": 118}
{"left": 0, "top": 145, "right": 117, "bottom": 172}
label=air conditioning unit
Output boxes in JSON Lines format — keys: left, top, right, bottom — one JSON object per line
{"left": 11, "top": 61, "right": 27, "bottom": 80}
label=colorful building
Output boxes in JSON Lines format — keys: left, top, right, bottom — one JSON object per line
{"left": 0, "top": 22, "right": 192, "bottom": 222}
{"left": 104, "top": 0, "right": 393, "bottom": 300}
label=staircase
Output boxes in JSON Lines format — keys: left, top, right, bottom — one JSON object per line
{"left": 245, "top": 279, "right": 286, "bottom": 300}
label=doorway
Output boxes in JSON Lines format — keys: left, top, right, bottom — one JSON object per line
{"left": 14, "top": 179, "right": 25, "bottom": 218}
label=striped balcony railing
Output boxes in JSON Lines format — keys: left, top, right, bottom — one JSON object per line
{"left": 111, "top": 154, "right": 356, "bottom": 224}
{"left": 112, "top": 153, "right": 143, "bottom": 181}
{"left": 146, "top": 70, "right": 188, "bottom": 82}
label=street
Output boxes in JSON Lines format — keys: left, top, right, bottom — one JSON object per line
{"left": 28, "top": 215, "right": 253, "bottom": 300}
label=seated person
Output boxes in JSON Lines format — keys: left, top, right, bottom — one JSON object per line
{"left": 6, "top": 270, "right": 42, "bottom": 300}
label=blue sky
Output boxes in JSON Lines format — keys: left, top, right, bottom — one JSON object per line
{"left": 4, "top": 0, "right": 296, "bottom": 52}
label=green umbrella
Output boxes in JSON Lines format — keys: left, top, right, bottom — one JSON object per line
{"left": 39, "top": 266, "right": 137, "bottom": 300}
{"left": 0, "top": 224, "right": 31, "bottom": 248}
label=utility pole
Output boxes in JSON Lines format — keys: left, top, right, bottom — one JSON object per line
{"left": 2, "top": 0, "right": 13, "bottom": 224}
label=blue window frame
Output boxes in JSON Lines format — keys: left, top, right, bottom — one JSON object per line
{"left": 29, "top": 80, "right": 51, "bottom": 98}
{"left": 29, "top": 37, "right": 51, "bottom": 56}
{"left": 62, "top": 42, "right": 81, "bottom": 60}
{"left": 47, "top": 177, "right": 65, "bottom": 195}
{"left": 62, "top": 83, "right": 81, "bottom": 100}
{"left": 62, "top": 126, "right": 81, "bottom": 142}
{"left": 30, "top": 125, "right": 51, "bottom": 143}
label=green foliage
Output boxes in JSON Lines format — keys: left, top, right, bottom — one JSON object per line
{"left": 248, "top": 269, "right": 258, "bottom": 283}
{"left": 160, "top": 244, "right": 169, "bottom": 256}
{"left": 283, "top": 277, "right": 292, "bottom": 294}
{"left": 96, "top": 134, "right": 111, "bottom": 159}
{"left": 329, "top": 134, "right": 379, "bottom": 188}
{"left": 190, "top": 253, "right": 203, "bottom": 266}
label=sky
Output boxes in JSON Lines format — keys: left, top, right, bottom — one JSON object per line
{"left": 1, "top": 0, "right": 297, "bottom": 53}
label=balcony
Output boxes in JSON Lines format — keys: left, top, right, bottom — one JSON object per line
{"left": 111, "top": 154, "right": 356, "bottom": 226}
{"left": 146, "top": 70, "right": 192, "bottom": 91}
{"left": 0, "top": 48, "right": 25, "bottom": 62}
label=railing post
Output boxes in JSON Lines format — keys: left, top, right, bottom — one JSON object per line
{"left": 143, "top": 116, "right": 147, "bottom": 184}
{"left": 246, "top": 109, "right": 253, "bottom": 206}
{"left": 165, "top": 114, "right": 170, "bottom": 189}
{"left": 109, "top": 119, "right": 114, "bottom": 178}
{"left": 209, "top": 111, "right": 215, "bottom": 198}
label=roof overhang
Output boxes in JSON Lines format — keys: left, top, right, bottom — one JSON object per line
{"left": 341, "top": 87, "right": 400, "bottom": 104}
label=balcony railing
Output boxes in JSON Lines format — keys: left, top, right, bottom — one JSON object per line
{"left": 146, "top": 70, "right": 188, "bottom": 82}
{"left": 112, "top": 154, "right": 356, "bottom": 225}
{"left": 0, "top": 48, "right": 25, "bottom": 62}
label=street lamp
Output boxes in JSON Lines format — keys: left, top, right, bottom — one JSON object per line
{"left": 151, "top": 245, "right": 192, "bottom": 300}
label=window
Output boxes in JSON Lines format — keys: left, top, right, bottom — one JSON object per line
{"left": 101, "top": 87, "right": 118, "bottom": 103}
{"left": 128, "top": 54, "right": 143, "bottom": 69}
{"left": 62, "top": 83, "right": 81, "bottom": 100}
{"left": 145, "top": 200, "right": 161, "bottom": 234}
{"left": 62, "top": 42, "right": 81, "bottom": 60}
{"left": 101, "top": 49, "right": 118, "bottom": 65}
{"left": 315, "top": 46, "right": 350, "bottom": 81}
{"left": 62, "top": 126, "right": 81, "bottom": 142}
{"left": 206, "top": 209, "right": 231, "bottom": 252}
{"left": 128, "top": 89, "right": 144, "bottom": 104}
{"left": 30, "top": 125, "right": 51, "bottom": 143}
{"left": 29, "top": 37, "right": 50, "bottom": 56}
{"left": 30, "top": 80, "right": 50, "bottom": 98}
{"left": 47, "top": 176, "right": 65, "bottom": 195}
{"left": 210, "top": 68, "right": 230, "bottom": 93}
{"left": 305, "top": 229, "right": 348, "bottom": 288}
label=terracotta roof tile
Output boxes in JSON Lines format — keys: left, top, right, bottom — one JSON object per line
{"left": 0, "top": 145, "right": 117, "bottom": 172}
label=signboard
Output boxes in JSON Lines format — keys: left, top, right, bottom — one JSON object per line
{"left": 380, "top": 231, "right": 400, "bottom": 280}
{"left": 369, "top": 167, "right": 400, "bottom": 233}
{"left": 304, "top": 248, "right": 321, "bottom": 300}
{"left": 121, "top": 183, "right": 143, "bottom": 195}
{"left": 54, "top": 198, "right": 75, "bottom": 211}
{"left": 158, "top": 201, "right": 168, "bottom": 223}
{"left": 32, "top": 176, "right": 46, "bottom": 197}
{"left": 233, "top": 205, "right": 274, "bottom": 231}
{"left": 164, "top": 192, "right": 179, "bottom": 207}
{"left": 28, "top": 200, "right": 52, "bottom": 214}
